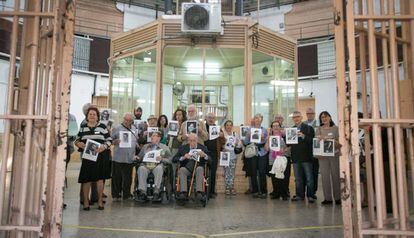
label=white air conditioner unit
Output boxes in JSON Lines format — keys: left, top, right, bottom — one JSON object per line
{"left": 181, "top": 2, "right": 222, "bottom": 35}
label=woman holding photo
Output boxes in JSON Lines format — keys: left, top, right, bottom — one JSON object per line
{"left": 315, "top": 111, "right": 341, "bottom": 205}
{"left": 219, "top": 120, "right": 243, "bottom": 195}
{"left": 243, "top": 113, "right": 268, "bottom": 198}
{"left": 157, "top": 114, "right": 169, "bottom": 144}
{"left": 75, "top": 107, "right": 112, "bottom": 211}
{"left": 264, "top": 121, "right": 290, "bottom": 200}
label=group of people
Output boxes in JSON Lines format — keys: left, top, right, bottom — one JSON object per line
{"left": 70, "top": 103, "right": 341, "bottom": 211}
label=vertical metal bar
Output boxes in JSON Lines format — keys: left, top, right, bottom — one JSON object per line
{"left": 17, "top": 1, "right": 42, "bottom": 237}
{"left": 388, "top": 0, "right": 408, "bottom": 234}
{"left": 409, "top": 0, "right": 414, "bottom": 204}
{"left": 0, "top": 0, "right": 20, "bottom": 225}
{"left": 367, "top": 0, "right": 385, "bottom": 230}
{"left": 201, "top": 48, "right": 206, "bottom": 121}
{"left": 380, "top": 0, "right": 400, "bottom": 222}
{"left": 357, "top": 0, "right": 376, "bottom": 224}
{"left": 244, "top": 25, "right": 252, "bottom": 124}
{"left": 334, "top": 0, "right": 354, "bottom": 236}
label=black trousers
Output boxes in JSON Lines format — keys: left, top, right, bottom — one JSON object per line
{"left": 251, "top": 154, "right": 269, "bottom": 194}
{"left": 271, "top": 160, "right": 291, "bottom": 198}
{"left": 111, "top": 161, "right": 134, "bottom": 198}
{"left": 209, "top": 155, "right": 218, "bottom": 195}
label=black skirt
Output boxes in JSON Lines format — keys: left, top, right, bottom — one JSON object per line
{"left": 78, "top": 149, "right": 112, "bottom": 183}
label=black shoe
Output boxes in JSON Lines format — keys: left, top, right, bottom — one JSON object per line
{"left": 178, "top": 192, "right": 187, "bottom": 201}
{"left": 82, "top": 207, "right": 90, "bottom": 211}
{"left": 335, "top": 199, "right": 341, "bottom": 205}
{"left": 252, "top": 193, "right": 259, "bottom": 198}
{"left": 137, "top": 192, "right": 147, "bottom": 201}
{"left": 153, "top": 192, "right": 160, "bottom": 201}
{"left": 291, "top": 196, "right": 303, "bottom": 201}
{"left": 270, "top": 195, "right": 280, "bottom": 200}
{"left": 269, "top": 191, "right": 275, "bottom": 196}
{"left": 282, "top": 196, "right": 290, "bottom": 201}
{"left": 321, "top": 200, "right": 333, "bottom": 205}
{"left": 98, "top": 206, "right": 104, "bottom": 210}
{"left": 259, "top": 193, "right": 267, "bottom": 199}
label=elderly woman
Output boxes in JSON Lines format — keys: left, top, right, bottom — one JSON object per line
{"left": 244, "top": 113, "right": 268, "bottom": 198}
{"left": 219, "top": 120, "right": 243, "bottom": 195}
{"left": 315, "top": 111, "right": 341, "bottom": 205}
{"left": 264, "top": 120, "right": 290, "bottom": 200}
{"left": 75, "top": 107, "right": 112, "bottom": 210}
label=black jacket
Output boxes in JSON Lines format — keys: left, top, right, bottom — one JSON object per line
{"left": 204, "top": 124, "right": 219, "bottom": 160}
{"left": 290, "top": 123, "right": 315, "bottom": 163}
{"left": 172, "top": 143, "right": 210, "bottom": 168}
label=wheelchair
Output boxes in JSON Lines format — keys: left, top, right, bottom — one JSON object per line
{"left": 175, "top": 161, "right": 210, "bottom": 207}
{"left": 133, "top": 161, "right": 173, "bottom": 204}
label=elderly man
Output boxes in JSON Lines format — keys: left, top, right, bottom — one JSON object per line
{"left": 204, "top": 112, "right": 219, "bottom": 198}
{"left": 305, "top": 107, "right": 319, "bottom": 197}
{"left": 111, "top": 113, "right": 138, "bottom": 201}
{"left": 136, "top": 131, "right": 171, "bottom": 200}
{"left": 178, "top": 104, "right": 208, "bottom": 145}
{"left": 274, "top": 114, "right": 285, "bottom": 127}
{"left": 290, "top": 111, "right": 315, "bottom": 203}
{"left": 173, "top": 133, "right": 209, "bottom": 201}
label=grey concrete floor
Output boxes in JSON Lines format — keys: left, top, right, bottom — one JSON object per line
{"left": 62, "top": 162, "right": 344, "bottom": 238}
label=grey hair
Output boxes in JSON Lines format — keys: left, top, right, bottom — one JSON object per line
{"left": 123, "top": 112, "right": 134, "bottom": 119}
{"left": 253, "top": 113, "right": 263, "bottom": 121}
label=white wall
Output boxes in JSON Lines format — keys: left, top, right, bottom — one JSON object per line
{"left": 116, "top": 3, "right": 164, "bottom": 31}
{"left": 0, "top": 59, "right": 10, "bottom": 133}
{"left": 69, "top": 73, "right": 96, "bottom": 124}
{"left": 249, "top": 5, "right": 292, "bottom": 33}
{"left": 298, "top": 78, "right": 338, "bottom": 123}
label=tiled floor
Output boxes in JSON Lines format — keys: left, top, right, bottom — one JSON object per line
{"left": 62, "top": 162, "right": 343, "bottom": 238}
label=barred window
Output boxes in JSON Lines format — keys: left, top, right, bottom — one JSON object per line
{"left": 73, "top": 35, "right": 91, "bottom": 71}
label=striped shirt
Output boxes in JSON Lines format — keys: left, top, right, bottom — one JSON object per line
{"left": 76, "top": 122, "right": 112, "bottom": 152}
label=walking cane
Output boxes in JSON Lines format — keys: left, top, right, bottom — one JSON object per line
{"left": 188, "top": 160, "right": 198, "bottom": 197}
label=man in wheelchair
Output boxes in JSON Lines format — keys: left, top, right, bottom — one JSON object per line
{"left": 136, "top": 131, "right": 171, "bottom": 201}
{"left": 173, "top": 133, "right": 209, "bottom": 203}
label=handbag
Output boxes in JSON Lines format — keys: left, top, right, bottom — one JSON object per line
{"left": 244, "top": 143, "right": 258, "bottom": 158}
{"left": 234, "top": 146, "right": 243, "bottom": 155}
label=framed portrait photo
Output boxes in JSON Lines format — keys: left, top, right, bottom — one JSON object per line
{"left": 167, "top": 120, "right": 179, "bottom": 136}
{"left": 269, "top": 136, "right": 281, "bottom": 151}
{"left": 82, "top": 139, "right": 100, "bottom": 162}
{"left": 119, "top": 131, "right": 132, "bottom": 148}
{"left": 186, "top": 120, "right": 198, "bottom": 135}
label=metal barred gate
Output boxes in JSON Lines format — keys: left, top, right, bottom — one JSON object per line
{"left": 334, "top": 0, "right": 414, "bottom": 237}
{"left": 0, "top": 0, "right": 75, "bottom": 237}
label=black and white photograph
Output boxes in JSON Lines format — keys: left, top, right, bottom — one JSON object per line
{"left": 189, "top": 149, "right": 201, "bottom": 162}
{"left": 147, "top": 127, "right": 159, "bottom": 143}
{"left": 225, "top": 136, "right": 236, "bottom": 151}
{"left": 219, "top": 151, "right": 230, "bottom": 167}
{"left": 269, "top": 136, "right": 281, "bottom": 151}
{"left": 313, "top": 138, "right": 322, "bottom": 156}
{"left": 240, "top": 126, "right": 249, "bottom": 139}
{"left": 209, "top": 125, "right": 220, "bottom": 140}
{"left": 100, "top": 108, "right": 113, "bottom": 128}
{"left": 250, "top": 128, "right": 261, "bottom": 143}
{"left": 285, "top": 128, "right": 298, "bottom": 144}
{"left": 119, "top": 131, "right": 132, "bottom": 148}
{"left": 186, "top": 120, "right": 198, "bottom": 135}
{"left": 167, "top": 120, "right": 179, "bottom": 136}
{"left": 323, "top": 139, "right": 335, "bottom": 157}
{"left": 82, "top": 139, "right": 100, "bottom": 162}
{"left": 134, "top": 120, "right": 146, "bottom": 134}
{"left": 143, "top": 150, "right": 161, "bottom": 163}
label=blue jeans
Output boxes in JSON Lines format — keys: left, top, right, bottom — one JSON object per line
{"left": 293, "top": 162, "right": 315, "bottom": 198}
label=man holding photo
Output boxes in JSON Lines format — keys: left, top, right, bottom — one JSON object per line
{"left": 177, "top": 104, "right": 208, "bottom": 145}
{"left": 289, "top": 111, "right": 316, "bottom": 203}
{"left": 111, "top": 113, "right": 138, "bottom": 201}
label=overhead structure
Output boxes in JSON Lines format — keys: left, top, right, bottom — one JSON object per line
{"left": 0, "top": 0, "right": 76, "bottom": 237}
{"left": 334, "top": 0, "right": 414, "bottom": 237}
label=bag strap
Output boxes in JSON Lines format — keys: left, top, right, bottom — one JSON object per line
{"left": 121, "top": 124, "right": 139, "bottom": 141}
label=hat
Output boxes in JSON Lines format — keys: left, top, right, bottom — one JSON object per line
{"left": 147, "top": 115, "right": 157, "bottom": 121}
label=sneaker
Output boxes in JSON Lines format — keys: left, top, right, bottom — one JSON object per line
{"left": 230, "top": 190, "right": 237, "bottom": 196}
{"left": 335, "top": 199, "right": 341, "bottom": 205}
{"left": 259, "top": 193, "right": 267, "bottom": 199}
{"left": 225, "top": 190, "right": 231, "bottom": 195}
{"left": 321, "top": 200, "right": 333, "bottom": 205}
{"left": 308, "top": 197, "right": 315, "bottom": 203}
